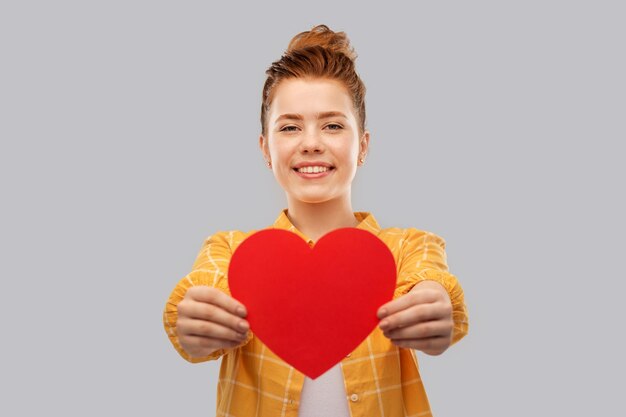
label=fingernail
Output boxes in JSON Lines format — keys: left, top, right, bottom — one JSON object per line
{"left": 237, "top": 306, "right": 246, "bottom": 317}
{"left": 378, "top": 308, "right": 387, "bottom": 319}
{"left": 379, "top": 320, "right": 389, "bottom": 329}
{"left": 238, "top": 321, "right": 248, "bottom": 331}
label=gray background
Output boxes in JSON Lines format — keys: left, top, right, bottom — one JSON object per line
{"left": 1, "top": 0, "right": 624, "bottom": 415}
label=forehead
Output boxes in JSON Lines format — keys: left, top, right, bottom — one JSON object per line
{"left": 269, "top": 78, "right": 355, "bottom": 120}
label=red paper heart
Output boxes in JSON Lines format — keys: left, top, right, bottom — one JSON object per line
{"left": 228, "top": 228, "right": 397, "bottom": 379}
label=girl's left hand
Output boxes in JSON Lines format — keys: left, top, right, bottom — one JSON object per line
{"left": 377, "top": 281, "right": 454, "bottom": 355}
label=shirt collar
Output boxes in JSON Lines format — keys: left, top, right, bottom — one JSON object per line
{"left": 271, "top": 209, "right": 381, "bottom": 244}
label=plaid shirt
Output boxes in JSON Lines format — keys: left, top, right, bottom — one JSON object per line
{"left": 164, "top": 210, "right": 469, "bottom": 417}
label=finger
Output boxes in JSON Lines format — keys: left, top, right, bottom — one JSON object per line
{"left": 177, "top": 317, "right": 249, "bottom": 343}
{"left": 180, "top": 334, "right": 242, "bottom": 355}
{"left": 377, "top": 289, "right": 441, "bottom": 319}
{"left": 379, "top": 302, "right": 446, "bottom": 331}
{"left": 383, "top": 319, "right": 452, "bottom": 340}
{"left": 392, "top": 336, "right": 451, "bottom": 355}
{"left": 187, "top": 286, "right": 247, "bottom": 317}
{"left": 179, "top": 299, "right": 250, "bottom": 333}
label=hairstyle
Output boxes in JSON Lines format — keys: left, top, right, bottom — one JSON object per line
{"left": 260, "top": 24, "right": 367, "bottom": 137}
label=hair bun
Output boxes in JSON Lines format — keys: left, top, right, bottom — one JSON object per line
{"left": 286, "top": 24, "right": 357, "bottom": 62}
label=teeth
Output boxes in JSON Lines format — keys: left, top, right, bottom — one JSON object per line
{"left": 297, "top": 166, "right": 329, "bottom": 174}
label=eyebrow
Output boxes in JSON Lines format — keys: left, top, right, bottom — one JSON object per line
{"left": 274, "top": 111, "right": 348, "bottom": 124}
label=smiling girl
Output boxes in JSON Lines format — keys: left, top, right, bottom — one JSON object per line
{"left": 164, "top": 24, "right": 468, "bottom": 417}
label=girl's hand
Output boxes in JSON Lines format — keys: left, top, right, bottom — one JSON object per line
{"left": 176, "top": 286, "right": 250, "bottom": 358}
{"left": 377, "top": 281, "right": 453, "bottom": 355}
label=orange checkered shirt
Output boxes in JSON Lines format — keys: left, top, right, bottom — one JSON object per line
{"left": 163, "top": 210, "right": 469, "bottom": 417}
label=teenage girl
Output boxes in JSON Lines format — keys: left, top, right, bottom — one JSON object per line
{"left": 164, "top": 24, "right": 469, "bottom": 417}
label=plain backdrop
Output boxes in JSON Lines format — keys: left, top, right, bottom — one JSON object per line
{"left": 1, "top": 1, "right": 624, "bottom": 416}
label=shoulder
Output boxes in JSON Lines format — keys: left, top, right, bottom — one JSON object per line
{"left": 377, "top": 226, "right": 447, "bottom": 250}
{"left": 360, "top": 212, "right": 446, "bottom": 249}
{"left": 190, "top": 229, "right": 261, "bottom": 271}
{"left": 200, "top": 229, "right": 261, "bottom": 253}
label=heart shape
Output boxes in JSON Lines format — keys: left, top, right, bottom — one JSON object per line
{"left": 228, "top": 228, "right": 397, "bottom": 379}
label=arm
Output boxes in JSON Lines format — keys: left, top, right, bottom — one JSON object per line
{"left": 163, "top": 231, "right": 252, "bottom": 363}
{"left": 378, "top": 229, "right": 469, "bottom": 354}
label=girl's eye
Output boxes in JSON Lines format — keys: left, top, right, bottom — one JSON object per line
{"left": 280, "top": 124, "right": 342, "bottom": 132}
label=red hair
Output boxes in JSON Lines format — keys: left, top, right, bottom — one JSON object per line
{"left": 260, "top": 25, "right": 367, "bottom": 136}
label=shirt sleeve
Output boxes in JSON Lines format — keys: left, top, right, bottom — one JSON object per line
{"left": 163, "top": 231, "right": 253, "bottom": 363}
{"left": 395, "top": 228, "right": 469, "bottom": 345}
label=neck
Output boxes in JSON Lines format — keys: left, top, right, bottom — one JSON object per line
{"left": 285, "top": 194, "right": 358, "bottom": 242}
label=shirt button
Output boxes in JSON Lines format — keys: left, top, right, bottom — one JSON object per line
{"left": 350, "top": 394, "right": 359, "bottom": 402}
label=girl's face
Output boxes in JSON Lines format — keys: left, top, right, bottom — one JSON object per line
{"left": 260, "top": 78, "right": 369, "bottom": 205}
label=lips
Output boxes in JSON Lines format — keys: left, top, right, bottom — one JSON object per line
{"left": 292, "top": 161, "right": 335, "bottom": 174}
{"left": 292, "top": 164, "right": 334, "bottom": 179}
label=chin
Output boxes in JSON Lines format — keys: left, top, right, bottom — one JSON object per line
{"left": 295, "top": 195, "right": 333, "bottom": 204}
{"left": 290, "top": 190, "right": 345, "bottom": 205}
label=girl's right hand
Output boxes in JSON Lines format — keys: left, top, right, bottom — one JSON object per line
{"left": 176, "top": 286, "right": 250, "bottom": 358}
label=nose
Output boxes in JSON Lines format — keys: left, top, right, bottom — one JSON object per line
{"left": 299, "top": 130, "right": 324, "bottom": 154}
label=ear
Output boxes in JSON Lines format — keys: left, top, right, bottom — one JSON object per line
{"left": 259, "top": 134, "right": 270, "bottom": 161}
{"left": 358, "top": 130, "right": 370, "bottom": 166}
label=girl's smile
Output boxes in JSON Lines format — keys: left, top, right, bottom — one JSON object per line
{"left": 293, "top": 161, "right": 335, "bottom": 178}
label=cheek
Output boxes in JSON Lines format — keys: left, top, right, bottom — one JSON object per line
{"left": 267, "top": 141, "right": 283, "bottom": 158}
{"left": 338, "top": 142, "right": 359, "bottom": 162}
{"left": 269, "top": 144, "right": 293, "bottom": 169}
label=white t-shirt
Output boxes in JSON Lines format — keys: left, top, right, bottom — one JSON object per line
{"left": 297, "top": 364, "right": 351, "bottom": 417}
